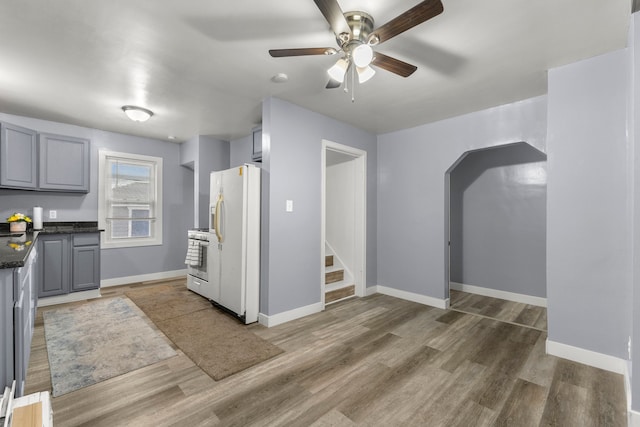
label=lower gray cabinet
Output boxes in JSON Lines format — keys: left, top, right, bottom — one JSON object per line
{"left": 0, "top": 270, "right": 14, "bottom": 392}
{"left": 38, "top": 233, "right": 100, "bottom": 298}
{"left": 1, "top": 247, "right": 37, "bottom": 397}
{"left": 14, "top": 248, "right": 37, "bottom": 397}
{"left": 38, "top": 234, "right": 70, "bottom": 297}
{"left": 72, "top": 234, "right": 100, "bottom": 291}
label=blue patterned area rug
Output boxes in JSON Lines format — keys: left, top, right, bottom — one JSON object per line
{"left": 43, "top": 297, "right": 177, "bottom": 397}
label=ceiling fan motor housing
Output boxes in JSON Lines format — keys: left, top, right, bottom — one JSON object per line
{"left": 340, "top": 11, "right": 374, "bottom": 48}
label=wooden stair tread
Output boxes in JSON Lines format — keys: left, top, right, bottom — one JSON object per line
{"left": 325, "top": 269, "right": 344, "bottom": 284}
{"left": 325, "top": 255, "right": 334, "bottom": 267}
{"left": 325, "top": 285, "right": 355, "bottom": 304}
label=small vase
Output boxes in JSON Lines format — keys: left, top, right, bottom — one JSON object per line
{"left": 9, "top": 222, "right": 27, "bottom": 232}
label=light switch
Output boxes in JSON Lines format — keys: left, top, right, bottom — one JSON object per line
{"left": 286, "top": 200, "right": 293, "bottom": 212}
{"left": 49, "top": 210, "right": 57, "bottom": 219}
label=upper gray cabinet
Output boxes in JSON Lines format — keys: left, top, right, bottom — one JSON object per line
{"left": 0, "top": 122, "right": 90, "bottom": 193}
{"left": 38, "top": 133, "right": 90, "bottom": 192}
{"left": 0, "top": 122, "right": 37, "bottom": 189}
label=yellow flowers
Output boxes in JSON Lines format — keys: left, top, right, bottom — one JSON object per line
{"left": 7, "top": 212, "right": 32, "bottom": 223}
{"left": 8, "top": 241, "right": 31, "bottom": 251}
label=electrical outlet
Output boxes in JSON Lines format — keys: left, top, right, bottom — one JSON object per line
{"left": 49, "top": 210, "right": 57, "bottom": 219}
{"left": 286, "top": 200, "right": 293, "bottom": 212}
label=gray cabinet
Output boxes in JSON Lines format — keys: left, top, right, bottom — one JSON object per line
{"left": 0, "top": 270, "right": 14, "bottom": 393}
{"left": 252, "top": 126, "right": 262, "bottom": 162}
{"left": 38, "top": 233, "right": 100, "bottom": 298}
{"left": 1, "top": 247, "right": 38, "bottom": 397}
{"left": 38, "top": 133, "right": 90, "bottom": 192}
{"left": 0, "top": 122, "right": 38, "bottom": 189}
{"left": 13, "top": 248, "right": 37, "bottom": 396}
{"left": 38, "top": 235, "right": 71, "bottom": 297}
{"left": 0, "top": 122, "right": 90, "bottom": 192}
{"left": 72, "top": 233, "right": 100, "bottom": 291}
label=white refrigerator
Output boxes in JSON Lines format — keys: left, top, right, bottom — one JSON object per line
{"left": 208, "top": 164, "right": 261, "bottom": 324}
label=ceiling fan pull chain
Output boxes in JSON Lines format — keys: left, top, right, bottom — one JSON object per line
{"left": 351, "top": 63, "right": 356, "bottom": 103}
{"left": 344, "top": 63, "right": 349, "bottom": 94}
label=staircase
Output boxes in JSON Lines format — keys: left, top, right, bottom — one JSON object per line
{"left": 324, "top": 249, "right": 355, "bottom": 304}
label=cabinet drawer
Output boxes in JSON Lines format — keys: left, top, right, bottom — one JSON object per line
{"left": 73, "top": 233, "right": 99, "bottom": 246}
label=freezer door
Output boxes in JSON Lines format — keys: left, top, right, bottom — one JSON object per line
{"left": 218, "top": 166, "right": 246, "bottom": 316}
{"left": 210, "top": 171, "right": 222, "bottom": 234}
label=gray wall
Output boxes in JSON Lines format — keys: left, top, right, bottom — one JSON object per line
{"left": 260, "top": 97, "right": 377, "bottom": 316}
{"left": 179, "top": 135, "right": 229, "bottom": 229}
{"left": 198, "top": 136, "right": 229, "bottom": 229}
{"left": 449, "top": 142, "right": 547, "bottom": 297}
{"left": 377, "top": 96, "right": 547, "bottom": 301}
{"left": 632, "top": 11, "right": 640, "bottom": 412}
{"left": 0, "top": 112, "right": 192, "bottom": 281}
{"left": 546, "top": 48, "right": 631, "bottom": 360}
{"left": 230, "top": 134, "right": 253, "bottom": 167}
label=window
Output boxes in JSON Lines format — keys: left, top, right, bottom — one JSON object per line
{"left": 99, "top": 150, "right": 163, "bottom": 248}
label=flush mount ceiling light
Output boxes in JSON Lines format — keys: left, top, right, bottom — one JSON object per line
{"left": 122, "top": 105, "right": 154, "bottom": 122}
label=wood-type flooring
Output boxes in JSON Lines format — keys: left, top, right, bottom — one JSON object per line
{"left": 25, "top": 280, "right": 626, "bottom": 426}
{"left": 450, "top": 289, "right": 547, "bottom": 331}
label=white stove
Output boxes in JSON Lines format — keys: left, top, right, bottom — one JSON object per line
{"left": 186, "top": 229, "right": 214, "bottom": 299}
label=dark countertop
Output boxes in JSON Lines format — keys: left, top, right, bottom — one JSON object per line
{"left": 0, "top": 222, "right": 103, "bottom": 269}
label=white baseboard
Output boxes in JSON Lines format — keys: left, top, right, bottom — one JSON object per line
{"left": 258, "top": 302, "right": 323, "bottom": 328}
{"left": 101, "top": 269, "right": 187, "bottom": 287}
{"left": 450, "top": 282, "right": 547, "bottom": 307}
{"left": 546, "top": 339, "right": 627, "bottom": 375}
{"left": 374, "top": 285, "right": 449, "bottom": 310}
{"left": 38, "top": 289, "right": 102, "bottom": 307}
{"left": 630, "top": 410, "right": 640, "bottom": 427}
{"left": 366, "top": 286, "right": 378, "bottom": 296}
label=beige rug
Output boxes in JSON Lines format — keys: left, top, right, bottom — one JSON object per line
{"left": 125, "top": 284, "right": 283, "bottom": 380}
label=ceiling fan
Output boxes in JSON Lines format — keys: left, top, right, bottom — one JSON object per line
{"left": 269, "top": 0, "right": 444, "bottom": 90}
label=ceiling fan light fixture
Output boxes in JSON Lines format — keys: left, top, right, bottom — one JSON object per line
{"left": 353, "top": 44, "right": 373, "bottom": 68}
{"left": 328, "top": 58, "right": 349, "bottom": 83}
{"left": 122, "top": 105, "right": 153, "bottom": 122}
{"left": 357, "top": 65, "right": 376, "bottom": 83}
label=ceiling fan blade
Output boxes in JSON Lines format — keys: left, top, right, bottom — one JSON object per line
{"left": 313, "top": 0, "right": 351, "bottom": 37}
{"left": 372, "top": 52, "right": 417, "bottom": 77}
{"left": 369, "top": 0, "right": 443, "bottom": 45}
{"left": 326, "top": 78, "right": 342, "bottom": 89}
{"left": 269, "top": 48, "right": 337, "bottom": 57}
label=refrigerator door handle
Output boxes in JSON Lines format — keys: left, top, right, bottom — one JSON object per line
{"left": 215, "top": 194, "right": 224, "bottom": 243}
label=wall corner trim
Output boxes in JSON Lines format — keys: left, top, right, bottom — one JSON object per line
{"left": 545, "top": 339, "right": 627, "bottom": 375}
{"left": 101, "top": 269, "right": 187, "bottom": 288}
{"left": 374, "top": 285, "right": 449, "bottom": 309}
{"left": 450, "top": 282, "right": 547, "bottom": 307}
{"left": 258, "top": 302, "right": 323, "bottom": 328}
{"left": 366, "top": 286, "right": 378, "bottom": 296}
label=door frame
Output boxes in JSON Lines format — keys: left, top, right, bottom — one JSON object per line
{"left": 321, "top": 140, "right": 367, "bottom": 308}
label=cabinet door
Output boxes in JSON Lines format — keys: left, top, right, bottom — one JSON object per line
{"left": 38, "top": 236, "right": 70, "bottom": 297}
{"left": 72, "top": 245, "right": 100, "bottom": 291}
{"left": 0, "top": 270, "right": 14, "bottom": 390}
{"left": 38, "top": 133, "right": 90, "bottom": 192}
{"left": 0, "top": 122, "right": 37, "bottom": 189}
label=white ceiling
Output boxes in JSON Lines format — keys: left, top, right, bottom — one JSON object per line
{"left": 0, "top": 0, "right": 632, "bottom": 143}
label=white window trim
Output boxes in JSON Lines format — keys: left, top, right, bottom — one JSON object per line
{"left": 98, "top": 150, "right": 163, "bottom": 249}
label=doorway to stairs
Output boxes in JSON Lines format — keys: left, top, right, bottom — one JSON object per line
{"left": 321, "top": 140, "right": 366, "bottom": 308}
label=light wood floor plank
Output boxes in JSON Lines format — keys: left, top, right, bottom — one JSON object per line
{"left": 24, "top": 284, "right": 625, "bottom": 426}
